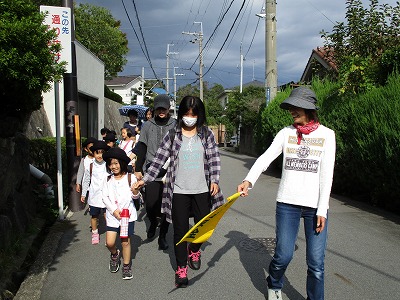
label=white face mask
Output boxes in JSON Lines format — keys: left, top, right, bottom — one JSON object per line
{"left": 182, "top": 116, "right": 197, "bottom": 127}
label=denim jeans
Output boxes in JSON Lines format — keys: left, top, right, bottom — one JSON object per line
{"left": 267, "top": 202, "right": 328, "bottom": 300}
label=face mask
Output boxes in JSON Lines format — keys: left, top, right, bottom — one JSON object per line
{"left": 182, "top": 116, "right": 197, "bottom": 127}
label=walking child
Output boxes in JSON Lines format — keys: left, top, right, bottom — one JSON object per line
{"left": 81, "top": 140, "right": 110, "bottom": 245}
{"left": 75, "top": 137, "right": 97, "bottom": 193}
{"left": 102, "top": 148, "right": 141, "bottom": 280}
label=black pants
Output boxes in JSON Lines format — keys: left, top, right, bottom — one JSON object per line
{"left": 145, "top": 181, "right": 169, "bottom": 237}
{"left": 172, "top": 192, "right": 211, "bottom": 267}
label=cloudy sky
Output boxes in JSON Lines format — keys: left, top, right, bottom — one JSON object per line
{"left": 75, "top": 0, "right": 397, "bottom": 90}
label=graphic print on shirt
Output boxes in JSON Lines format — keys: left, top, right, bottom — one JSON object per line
{"left": 181, "top": 136, "right": 203, "bottom": 171}
{"left": 285, "top": 136, "right": 325, "bottom": 173}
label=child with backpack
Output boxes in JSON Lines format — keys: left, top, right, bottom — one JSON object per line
{"left": 102, "top": 148, "right": 141, "bottom": 280}
{"left": 76, "top": 137, "right": 97, "bottom": 193}
{"left": 80, "top": 140, "right": 110, "bottom": 245}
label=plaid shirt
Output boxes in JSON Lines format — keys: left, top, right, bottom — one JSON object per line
{"left": 143, "top": 126, "right": 225, "bottom": 223}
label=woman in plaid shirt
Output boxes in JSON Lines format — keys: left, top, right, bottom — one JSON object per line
{"left": 135, "top": 95, "right": 224, "bottom": 288}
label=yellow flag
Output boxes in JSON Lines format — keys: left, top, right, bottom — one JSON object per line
{"left": 176, "top": 192, "right": 242, "bottom": 245}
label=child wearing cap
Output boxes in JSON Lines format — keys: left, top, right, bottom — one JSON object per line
{"left": 102, "top": 148, "right": 141, "bottom": 280}
{"left": 75, "top": 137, "right": 97, "bottom": 193}
{"left": 81, "top": 140, "right": 110, "bottom": 245}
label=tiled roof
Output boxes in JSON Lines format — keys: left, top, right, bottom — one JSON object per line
{"left": 105, "top": 75, "right": 141, "bottom": 86}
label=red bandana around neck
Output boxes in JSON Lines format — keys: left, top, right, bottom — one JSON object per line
{"left": 293, "top": 120, "right": 320, "bottom": 145}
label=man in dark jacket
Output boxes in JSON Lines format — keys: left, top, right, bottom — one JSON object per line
{"left": 133, "top": 94, "right": 176, "bottom": 250}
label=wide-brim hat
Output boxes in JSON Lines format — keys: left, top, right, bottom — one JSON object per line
{"left": 104, "top": 132, "right": 117, "bottom": 142}
{"left": 90, "top": 140, "right": 110, "bottom": 153}
{"left": 280, "top": 86, "right": 319, "bottom": 110}
{"left": 102, "top": 147, "right": 131, "bottom": 164}
{"left": 82, "top": 137, "right": 97, "bottom": 148}
{"left": 154, "top": 94, "right": 171, "bottom": 110}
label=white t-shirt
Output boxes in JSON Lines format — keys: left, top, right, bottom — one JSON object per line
{"left": 244, "top": 125, "right": 336, "bottom": 218}
{"left": 102, "top": 174, "right": 140, "bottom": 228}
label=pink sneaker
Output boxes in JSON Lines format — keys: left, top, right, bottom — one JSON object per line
{"left": 175, "top": 266, "right": 188, "bottom": 288}
{"left": 188, "top": 246, "right": 201, "bottom": 270}
{"left": 91, "top": 232, "right": 100, "bottom": 245}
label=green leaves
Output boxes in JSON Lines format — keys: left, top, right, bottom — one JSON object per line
{"left": 74, "top": 3, "right": 128, "bottom": 80}
{"left": 0, "top": 0, "right": 66, "bottom": 118}
{"left": 321, "top": 0, "right": 400, "bottom": 94}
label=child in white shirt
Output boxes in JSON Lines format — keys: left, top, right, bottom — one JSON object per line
{"left": 81, "top": 140, "right": 110, "bottom": 245}
{"left": 102, "top": 148, "right": 141, "bottom": 280}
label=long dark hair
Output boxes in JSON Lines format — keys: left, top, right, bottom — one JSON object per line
{"left": 177, "top": 95, "right": 207, "bottom": 130}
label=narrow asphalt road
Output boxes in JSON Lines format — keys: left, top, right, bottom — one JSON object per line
{"left": 16, "top": 149, "right": 400, "bottom": 300}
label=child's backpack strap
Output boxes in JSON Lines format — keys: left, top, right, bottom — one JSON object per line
{"left": 127, "top": 173, "right": 131, "bottom": 187}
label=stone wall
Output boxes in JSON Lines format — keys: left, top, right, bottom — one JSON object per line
{"left": 103, "top": 97, "right": 128, "bottom": 134}
{"left": 0, "top": 132, "right": 34, "bottom": 249}
{"left": 25, "top": 105, "right": 53, "bottom": 139}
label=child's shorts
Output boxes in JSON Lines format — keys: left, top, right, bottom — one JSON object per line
{"left": 107, "top": 221, "right": 135, "bottom": 237}
{"left": 89, "top": 205, "right": 106, "bottom": 216}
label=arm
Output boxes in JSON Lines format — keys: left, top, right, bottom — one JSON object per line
{"left": 316, "top": 129, "right": 336, "bottom": 219}
{"left": 75, "top": 158, "right": 84, "bottom": 192}
{"left": 239, "top": 128, "right": 285, "bottom": 195}
{"left": 80, "top": 167, "right": 90, "bottom": 202}
{"left": 132, "top": 141, "right": 147, "bottom": 173}
{"left": 102, "top": 177, "right": 118, "bottom": 214}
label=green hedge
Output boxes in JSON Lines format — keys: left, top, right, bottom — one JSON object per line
{"left": 255, "top": 76, "right": 400, "bottom": 213}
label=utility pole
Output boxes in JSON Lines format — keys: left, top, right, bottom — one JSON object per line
{"left": 182, "top": 21, "right": 204, "bottom": 101}
{"left": 166, "top": 44, "right": 178, "bottom": 94}
{"left": 240, "top": 43, "right": 244, "bottom": 93}
{"left": 173, "top": 67, "right": 185, "bottom": 118}
{"left": 62, "top": 0, "right": 81, "bottom": 212}
{"left": 265, "top": 0, "right": 277, "bottom": 102}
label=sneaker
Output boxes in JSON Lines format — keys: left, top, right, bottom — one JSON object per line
{"left": 109, "top": 249, "right": 120, "bottom": 273}
{"left": 175, "top": 266, "right": 188, "bottom": 288}
{"left": 187, "top": 245, "right": 201, "bottom": 270}
{"left": 91, "top": 232, "right": 100, "bottom": 245}
{"left": 267, "top": 288, "right": 282, "bottom": 300}
{"left": 122, "top": 263, "right": 133, "bottom": 280}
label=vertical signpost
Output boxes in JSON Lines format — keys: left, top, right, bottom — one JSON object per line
{"left": 40, "top": 5, "right": 72, "bottom": 219}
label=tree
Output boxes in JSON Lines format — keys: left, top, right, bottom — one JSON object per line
{"left": 225, "top": 86, "right": 265, "bottom": 129}
{"left": 74, "top": 3, "right": 128, "bottom": 80}
{"left": 321, "top": 0, "right": 400, "bottom": 94}
{"left": 203, "top": 84, "right": 225, "bottom": 125}
{"left": 0, "top": 0, "right": 65, "bottom": 131}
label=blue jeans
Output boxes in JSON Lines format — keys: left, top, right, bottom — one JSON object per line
{"left": 267, "top": 202, "right": 328, "bottom": 300}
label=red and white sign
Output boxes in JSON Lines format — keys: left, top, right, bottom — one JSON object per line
{"left": 40, "top": 6, "right": 72, "bottom": 73}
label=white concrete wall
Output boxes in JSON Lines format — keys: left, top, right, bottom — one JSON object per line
{"left": 42, "top": 41, "right": 104, "bottom": 138}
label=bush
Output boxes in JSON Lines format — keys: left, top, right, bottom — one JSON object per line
{"left": 104, "top": 84, "right": 122, "bottom": 103}
{"left": 29, "top": 137, "right": 69, "bottom": 208}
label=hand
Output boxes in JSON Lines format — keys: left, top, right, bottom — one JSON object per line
{"left": 209, "top": 183, "right": 219, "bottom": 196}
{"left": 316, "top": 216, "right": 326, "bottom": 233}
{"left": 131, "top": 184, "right": 140, "bottom": 195}
{"left": 80, "top": 196, "right": 85, "bottom": 203}
{"left": 76, "top": 184, "right": 81, "bottom": 193}
{"left": 237, "top": 180, "right": 251, "bottom": 196}
{"left": 113, "top": 209, "right": 121, "bottom": 220}
{"left": 134, "top": 171, "right": 143, "bottom": 181}
{"left": 134, "top": 180, "right": 145, "bottom": 190}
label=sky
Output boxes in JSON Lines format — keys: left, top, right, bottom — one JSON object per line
{"left": 75, "top": 0, "right": 398, "bottom": 90}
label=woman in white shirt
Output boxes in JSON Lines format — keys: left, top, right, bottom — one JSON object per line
{"left": 238, "top": 86, "right": 336, "bottom": 300}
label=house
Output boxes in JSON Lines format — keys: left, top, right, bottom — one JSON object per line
{"left": 37, "top": 40, "right": 105, "bottom": 139}
{"left": 105, "top": 75, "right": 145, "bottom": 105}
{"left": 300, "top": 47, "right": 337, "bottom": 83}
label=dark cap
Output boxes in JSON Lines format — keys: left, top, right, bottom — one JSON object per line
{"left": 104, "top": 132, "right": 117, "bottom": 142}
{"left": 154, "top": 94, "right": 171, "bottom": 110}
{"left": 82, "top": 137, "right": 97, "bottom": 148}
{"left": 102, "top": 147, "right": 131, "bottom": 164}
{"left": 280, "top": 86, "right": 319, "bottom": 110}
{"left": 90, "top": 140, "right": 110, "bottom": 153}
